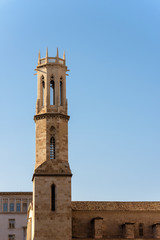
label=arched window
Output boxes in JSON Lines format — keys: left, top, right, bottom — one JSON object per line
{"left": 139, "top": 223, "right": 143, "bottom": 237}
{"left": 60, "top": 77, "right": 63, "bottom": 106}
{"left": 50, "top": 75, "right": 55, "bottom": 105}
{"left": 50, "top": 137, "right": 55, "bottom": 160}
{"left": 42, "top": 76, "right": 45, "bottom": 107}
{"left": 51, "top": 184, "right": 55, "bottom": 211}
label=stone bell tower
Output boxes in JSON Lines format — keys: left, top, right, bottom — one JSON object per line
{"left": 32, "top": 48, "right": 72, "bottom": 240}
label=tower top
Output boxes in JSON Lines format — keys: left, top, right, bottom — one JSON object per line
{"left": 37, "top": 48, "right": 68, "bottom": 70}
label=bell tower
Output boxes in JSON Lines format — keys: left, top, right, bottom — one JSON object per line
{"left": 32, "top": 48, "right": 72, "bottom": 240}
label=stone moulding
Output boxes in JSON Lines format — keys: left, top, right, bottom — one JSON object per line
{"left": 32, "top": 173, "right": 72, "bottom": 181}
{"left": 34, "top": 112, "right": 70, "bottom": 121}
{"left": 0, "top": 192, "right": 32, "bottom": 195}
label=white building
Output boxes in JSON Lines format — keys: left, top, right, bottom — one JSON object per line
{"left": 0, "top": 192, "right": 32, "bottom": 240}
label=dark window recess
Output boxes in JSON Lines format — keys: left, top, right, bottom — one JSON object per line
{"left": 23, "top": 203, "right": 27, "bottom": 212}
{"left": 51, "top": 185, "right": 55, "bottom": 211}
{"left": 139, "top": 223, "right": 144, "bottom": 237}
{"left": 60, "top": 79, "right": 63, "bottom": 105}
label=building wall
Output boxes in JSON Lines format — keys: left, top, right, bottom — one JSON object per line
{"left": 0, "top": 193, "right": 32, "bottom": 240}
{"left": 32, "top": 175, "right": 71, "bottom": 240}
{"left": 0, "top": 214, "right": 27, "bottom": 240}
{"left": 72, "top": 202, "right": 160, "bottom": 239}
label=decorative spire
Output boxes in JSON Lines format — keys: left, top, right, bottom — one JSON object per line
{"left": 46, "top": 47, "right": 48, "bottom": 58}
{"left": 63, "top": 50, "right": 65, "bottom": 60}
{"left": 38, "top": 50, "right": 41, "bottom": 65}
{"left": 56, "top": 48, "right": 59, "bottom": 58}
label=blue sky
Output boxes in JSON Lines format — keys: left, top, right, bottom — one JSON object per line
{"left": 0, "top": 0, "right": 160, "bottom": 201}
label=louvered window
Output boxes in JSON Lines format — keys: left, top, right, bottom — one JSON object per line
{"left": 50, "top": 137, "right": 55, "bottom": 160}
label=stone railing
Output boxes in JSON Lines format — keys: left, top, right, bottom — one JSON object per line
{"left": 39, "top": 57, "right": 65, "bottom": 65}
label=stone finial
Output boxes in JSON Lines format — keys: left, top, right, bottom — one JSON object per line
{"left": 38, "top": 50, "right": 41, "bottom": 65}
{"left": 46, "top": 47, "right": 48, "bottom": 58}
{"left": 56, "top": 48, "right": 59, "bottom": 58}
{"left": 63, "top": 50, "right": 65, "bottom": 60}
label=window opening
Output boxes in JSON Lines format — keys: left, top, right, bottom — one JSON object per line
{"left": 50, "top": 137, "right": 55, "bottom": 160}
{"left": 16, "top": 203, "right": 21, "bottom": 212}
{"left": 8, "top": 235, "right": 15, "bottom": 240}
{"left": 60, "top": 78, "right": 63, "bottom": 106}
{"left": 10, "top": 203, "right": 14, "bottom": 212}
{"left": 23, "top": 227, "right": 27, "bottom": 240}
{"left": 42, "top": 76, "right": 45, "bottom": 106}
{"left": 50, "top": 76, "right": 55, "bottom": 105}
{"left": 3, "top": 202, "right": 8, "bottom": 212}
{"left": 51, "top": 185, "right": 55, "bottom": 211}
{"left": 9, "top": 219, "right": 15, "bottom": 229}
{"left": 22, "top": 202, "right": 27, "bottom": 212}
{"left": 139, "top": 223, "right": 144, "bottom": 237}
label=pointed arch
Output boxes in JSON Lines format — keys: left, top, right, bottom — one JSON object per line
{"left": 50, "top": 137, "right": 55, "bottom": 160}
{"left": 50, "top": 75, "right": 55, "bottom": 105}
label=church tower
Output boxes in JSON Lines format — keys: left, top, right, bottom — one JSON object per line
{"left": 32, "top": 49, "right": 72, "bottom": 240}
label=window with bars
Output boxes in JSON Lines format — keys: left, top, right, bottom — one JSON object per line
{"left": 50, "top": 137, "right": 55, "bottom": 160}
{"left": 9, "top": 219, "right": 15, "bottom": 229}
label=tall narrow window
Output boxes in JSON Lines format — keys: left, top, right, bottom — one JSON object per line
{"left": 16, "top": 202, "right": 21, "bottom": 212}
{"left": 3, "top": 202, "right": 8, "bottom": 212}
{"left": 139, "top": 223, "right": 144, "bottom": 237}
{"left": 42, "top": 76, "right": 45, "bottom": 106}
{"left": 51, "top": 184, "right": 55, "bottom": 211}
{"left": 50, "top": 137, "right": 55, "bottom": 160}
{"left": 50, "top": 76, "right": 55, "bottom": 105}
{"left": 10, "top": 203, "right": 14, "bottom": 212}
{"left": 60, "top": 78, "right": 63, "bottom": 106}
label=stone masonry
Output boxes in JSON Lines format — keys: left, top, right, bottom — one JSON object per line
{"left": 27, "top": 49, "right": 160, "bottom": 240}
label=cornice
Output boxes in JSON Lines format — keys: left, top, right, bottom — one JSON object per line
{"left": 34, "top": 112, "right": 70, "bottom": 121}
{"left": 0, "top": 192, "right": 32, "bottom": 196}
{"left": 32, "top": 173, "right": 72, "bottom": 181}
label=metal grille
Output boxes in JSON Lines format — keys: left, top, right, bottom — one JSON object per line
{"left": 50, "top": 137, "right": 55, "bottom": 160}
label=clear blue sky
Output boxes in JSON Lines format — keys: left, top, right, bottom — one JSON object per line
{"left": 0, "top": 0, "right": 160, "bottom": 201}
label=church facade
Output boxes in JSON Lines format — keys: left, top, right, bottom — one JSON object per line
{"left": 27, "top": 49, "right": 160, "bottom": 240}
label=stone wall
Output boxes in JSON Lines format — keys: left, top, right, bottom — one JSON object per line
{"left": 72, "top": 202, "right": 160, "bottom": 239}
{"left": 33, "top": 175, "right": 72, "bottom": 240}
